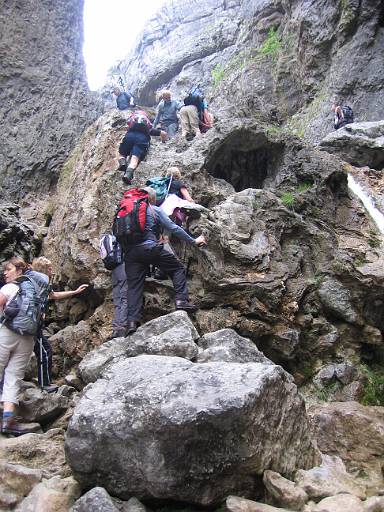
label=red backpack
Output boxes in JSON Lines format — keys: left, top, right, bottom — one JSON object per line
{"left": 113, "top": 188, "right": 150, "bottom": 246}
{"left": 127, "top": 110, "right": 152, "bottom": 132}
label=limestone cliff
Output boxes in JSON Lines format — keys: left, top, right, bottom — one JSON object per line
{"left": 118, "top": 0, "right": 384, "bottom": 143}
{"left": 0, "top": 0, "right": 103, "bottom": 201}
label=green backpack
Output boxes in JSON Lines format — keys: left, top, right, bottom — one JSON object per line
{"left": 145, "top": 176, "right": 172, "bottom": 206}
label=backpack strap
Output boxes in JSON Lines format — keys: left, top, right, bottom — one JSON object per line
{"left": 15, "top": 275, "right": 39, "bottom": 315}
{"left": 165, "top": 175, "right": 173, "bottom": 201}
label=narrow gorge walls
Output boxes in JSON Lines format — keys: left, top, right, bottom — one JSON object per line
{"left": 0, "top": 0, "right": 103, "bottom": 201}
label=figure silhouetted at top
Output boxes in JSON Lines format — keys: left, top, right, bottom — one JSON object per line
{"left": 332, "top": 103, "right": 354, "bottom": 130}
{"left": 113, "top": 86, "right": 135, "bottom": 110}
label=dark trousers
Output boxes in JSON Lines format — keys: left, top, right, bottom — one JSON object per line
{"left": 33, "top": 331, "right": 52, "bottom": 386}
{"left": 112, "top": 263, "right": 129, "bottom": 329}
{"left": 124, "top": 243, "right": 189, "bottom": 322}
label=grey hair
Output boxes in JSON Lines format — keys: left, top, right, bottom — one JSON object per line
{"left": 141, "top": 186, "right": 157, "bottom": 203}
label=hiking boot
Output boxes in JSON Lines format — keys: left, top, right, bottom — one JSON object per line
{"left": 118, "top": 157, "right": 127, "bottom": 171}
{"left": 126, "top": 321, "right": 138, "bottom": 335}
{"left": 1, "top": 417, "right": 35, "bottom": 437}
{"left": 175, "top": 299, "right": 197, "bottom": 312}
{"left": 122, "top": 168, "right": 134, "bottom": 185}
{"left": 153, "top": 268, "right": 168, "bottom": 280}
{"left": 42, "top": 384, "right": 59, "bottom": 393}
{"left": 111, "top": 328, "right": 126, "bottom": 339}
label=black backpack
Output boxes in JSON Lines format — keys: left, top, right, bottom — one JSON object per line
{"left": 184, "top": 85, "right": 204, "bottom": 109}
{"left": 342, "top": 105, "right": 354, "bottom": 123}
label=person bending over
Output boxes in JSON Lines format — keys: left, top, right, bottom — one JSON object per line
{"left": 122, "top": 187, "right": 206, "bottom": 335}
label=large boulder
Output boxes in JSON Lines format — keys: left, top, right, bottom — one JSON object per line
{"left": 308, "top": 402, "right": 384, "bottom": 495}
{"left": 79, "top": 311, "right": 199, "bottom": 383}
{"left": 71, "top": 487, "right": 119, "bottom": 512}
{"left": 0, "top": 429, "right": 70, "bottom": 479}
{"left": 15, "top": 476, "right": 80, "bottom": 512}
{"left": 66, "top": 355, "right": 318, "bottom": 505}
{"left": 320, "top": 121, "right": 384, "bottom": 169}
{"left": 196, "top": 328, "right": 272, "bottom": 363}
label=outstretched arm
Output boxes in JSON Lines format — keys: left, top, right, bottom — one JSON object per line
{"left": 49, "top": 284, "right": 89, "bottom": 301}
{"left": 156, "top": 208, "right": 206, "bottom": 246}
{"left": 180, "top": 187, "right": 194, "bottom": 203}
{"left": 153, "top": 102, "right": 163, "bottom": 128}
{"left": 336, "top": 106, "right": 344, "bottom": 118}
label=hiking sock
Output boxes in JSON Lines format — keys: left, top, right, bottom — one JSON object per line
{"left": 2, "top": 411, "right": 14, "bottom": 431}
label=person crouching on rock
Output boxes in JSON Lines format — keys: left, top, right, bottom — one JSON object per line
{"left": 122, "top": 186, "right": 207, "bottom": 335}
{"left": 117, "top": 110, "right": 168, "bottom": 185}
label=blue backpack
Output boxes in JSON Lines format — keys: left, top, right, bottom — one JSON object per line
{"left": 2, "top": 272, "right": 50, "bottom": 336}
{"left": 146, "top": 176, "right": 173, "bottom": 206}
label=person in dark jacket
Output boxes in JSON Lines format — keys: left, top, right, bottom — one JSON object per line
{"left": 113, "top": 87, "right": 135, "bottom": 110}
{"left": 118, "top": 111, "right": 168, "bottom": 185}
{"left": 122, "top": 187, "right": 207, "bottom": 334}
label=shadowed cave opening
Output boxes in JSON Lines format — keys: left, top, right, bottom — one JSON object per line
{"left": 205, "top": 129, "right": 285, "bottom": 191}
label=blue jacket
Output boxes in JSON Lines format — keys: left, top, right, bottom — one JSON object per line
{"left": 138, "top": 206, "right": 195, "bottom": 246}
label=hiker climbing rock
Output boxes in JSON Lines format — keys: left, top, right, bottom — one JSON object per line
{"left": 99, "top": 234, "right": 129, "bottom": 339}
{"left": 113, "top": 86, "right": 135, "bottom": 110}
{"left": 31, "top": 257, "right": 88, "bottom": 393}
{"left": 113, "top": 187, "right": 207, "bottom": 335}
{"left": 0, "top": 257, "right": 48, "bottom": 435}
{"left": 159, "top": 167, "right": 194, "bottom": 225}
{"left": 332, "top": 103, "right": 354, "bottom": 129}
{"left": 117, "top": 110, "right": 168, "bottom": 185}
{"left": 153, "top": 90, "right": 181, "bottom": 139}
{"left": 179, "top": 86, "right": 213, "bottom": 139}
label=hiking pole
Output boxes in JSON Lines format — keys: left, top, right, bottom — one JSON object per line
{"left": 38, "top": 335, "right": 44, "bottom": 390}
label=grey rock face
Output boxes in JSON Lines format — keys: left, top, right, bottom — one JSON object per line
{"left": 118, "top": 0, "right": 242, "bottom": 104}
{"left": 18, "top": 387, "right": 71, "bottom": 424}
{"left": 66, "top": 355, "right": 318, "bottom": 505}
{"left": 263, "top": 470, "right": 309, "bottom": 510}
{"left": 71, "top": 487, "right": 119, "bottom": 512}
{"left": 0, "top": 204, "right": 41, "bottom": 264}
{"left": 308, "top": 402, "right": 384, "bottom": 496}
{"left": 79, "top": 311, "right": 199, "bottom": 383}
{"left": 117, "top": 0, "right": 384, "bottom": 144}
{"left": 196, "top": 328, "right": 272, "bottom": 363}
{"left": 0, "top": 0, "right": 103, "bottom": 201}
{"left": 320, "top": 121, "right": 384, "bottom": 169}
{"left": 0, "top": 463, "right": 42, "bottom": 511}
{"left": 318, "top": 278, "right": 359, "bottom": 324}
{"left": 313, "top": 363, "right": 358, "bottom": 387}
{"left": 295, "top": 454, "right": 366, "bottom": 500}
